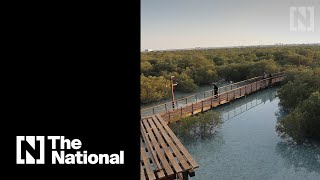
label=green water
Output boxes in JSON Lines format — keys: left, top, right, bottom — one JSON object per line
{"left": 170, "top": 88, "right": 320, "bottom": 180}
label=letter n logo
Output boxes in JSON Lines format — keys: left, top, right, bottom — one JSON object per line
{"left": 290, "top": 7, "right": 315, "bottom": 32}
{"left": 16, "top": 136, "right": 45, "bottom": 164}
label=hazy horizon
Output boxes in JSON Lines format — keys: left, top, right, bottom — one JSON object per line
{"left": 141, "top": 0, "right": 320, "bottom": 50}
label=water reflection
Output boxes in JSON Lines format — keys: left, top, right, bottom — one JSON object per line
{"left": 169, "top": 112, "right": 222, "bottom": 145}
{"left": 217, "top": 87, "right": 278, "bottom": 122}
{"left": 275, "top": 141, "right": 320, "bottom": 173}
{"left": 175, "top": 87, "right": 320, "bottom": 179}
{"left": 170, "top": 87, "right": 279, "bottom": 145}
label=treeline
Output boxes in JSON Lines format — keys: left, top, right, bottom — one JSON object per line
{"left": 276, "top": 67, "right": 320, "bottom": 143}
{"left": 141, "top": 45, "right": 320, "bottom": 103}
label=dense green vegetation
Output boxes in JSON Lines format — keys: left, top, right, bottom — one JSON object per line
{"left": 141, "top": 44, "right": 320, "bottom": 142}
{"left": 141, "top": 45, "right": 320, "bottom": 103}
{"left": 169, "top": 111, "right": 222, "bottom": 144}
{"left": 276, "top": 67, "right": 320, "bottom": 143}
{"left": 140, "top": 75, "right": 170, "bottom": 103}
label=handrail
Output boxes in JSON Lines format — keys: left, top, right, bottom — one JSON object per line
{"left": 158, "top": 74, "right": 285, "bottom": 123}
{"left": 163, "top": 74, "right": 283, "bottom": 114}
{"left": 141, "top": 72, "right": 284, "bottom": 116}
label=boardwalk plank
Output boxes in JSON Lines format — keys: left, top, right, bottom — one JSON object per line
{"left": 143, "top": 118, "right": 171, "bottom": 177}
{"left": 141, "top": 122, "right": 162, "bottom": 171}
{"left": 141, "top": 162, "right": 146, "bottom": 180}
{"left": 141, "top": 145, "right": 156, "bottom": 180}
{"left": 156, "top": 114, "right": 199, "bottom": 169}
{"left": 147, "top": 118, "right": 182, "bottom": 174}
{"left": 152, "top": 115, "right": 192, "bottom": 171}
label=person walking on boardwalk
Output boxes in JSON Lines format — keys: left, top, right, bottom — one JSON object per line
{"left": 262, "top": 72, "right": 267, "bottom": 79}
{"left": 212, "top": 83, "right": 219, "bottom": 98}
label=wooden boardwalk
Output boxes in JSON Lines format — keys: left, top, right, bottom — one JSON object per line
{"left": 141, "top": 114, "right": 199, "bottom": 180}
{"left": 158, "top": 73, "right": 284, "bottom": 123}
{"left": 141, "top": 73, "right": 285, "bottom": 120}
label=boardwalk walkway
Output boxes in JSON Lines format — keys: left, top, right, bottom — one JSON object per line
{"left": 141, "top": 114, "right": 199, "bottom": 180}
{"left": 142, "top": 73, "right": 284, "bottom": 123}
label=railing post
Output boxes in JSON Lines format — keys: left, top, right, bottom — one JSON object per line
{"left": 211, "top": 97, "right": 213, "bottom": 108}
{"left": 201, "top": 100, "right": 204, "bottom": 112}
{"left": 245, "top": 85, "right": 247, "bottom": 95}
{"left": 265, "top": 79, "right": 268, "bottom": 87}
{"left": 165, "top": 103, "right": 167, "bottom": 112}
{"left": 191, "top": 103, "right": 194, "bottom": 115}
{"left": 182, "top": 172, "right": 189, "bottom": 180}
{"left": 168, "top": 111, "right": 171, "bottom": 121}
{"left": 227, "top": 91, "right": 229, "bottom": 101}
{"left": 266, "top": 79, "right": 268, "bottom": 87}
{"left": 180, "top": 107, "right": 183, "bottom": 119}
{"left": 260, "top": 80, "right": 262, "bottom": 90}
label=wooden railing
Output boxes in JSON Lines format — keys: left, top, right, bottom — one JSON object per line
{"left": 141, "top": 72, "right": 285, "bottom": 123}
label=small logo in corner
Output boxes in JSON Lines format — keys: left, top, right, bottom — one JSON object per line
{"left": 290, "top": 6, "right": 315, "bottom": 32}
{"left": 16, "top": 136, "right": 45, "bottom": 164}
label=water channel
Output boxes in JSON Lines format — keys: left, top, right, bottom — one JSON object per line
{"left": 169, "top": 87, "right": 320, "bottom": 180}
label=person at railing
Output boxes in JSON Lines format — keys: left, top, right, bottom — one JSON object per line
{"left": 262, "top": 72, "right": 267, "bottom": 79}
{"left": 212, "top": 83, "right": 219, "bottom": 98}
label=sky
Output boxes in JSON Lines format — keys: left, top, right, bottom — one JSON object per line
{"left": 141, "top": 0, "right": 320, "bottom": 50}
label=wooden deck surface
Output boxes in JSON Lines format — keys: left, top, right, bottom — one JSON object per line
{"left": 141, "top": 114, "right": 199, "bottom": 180}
